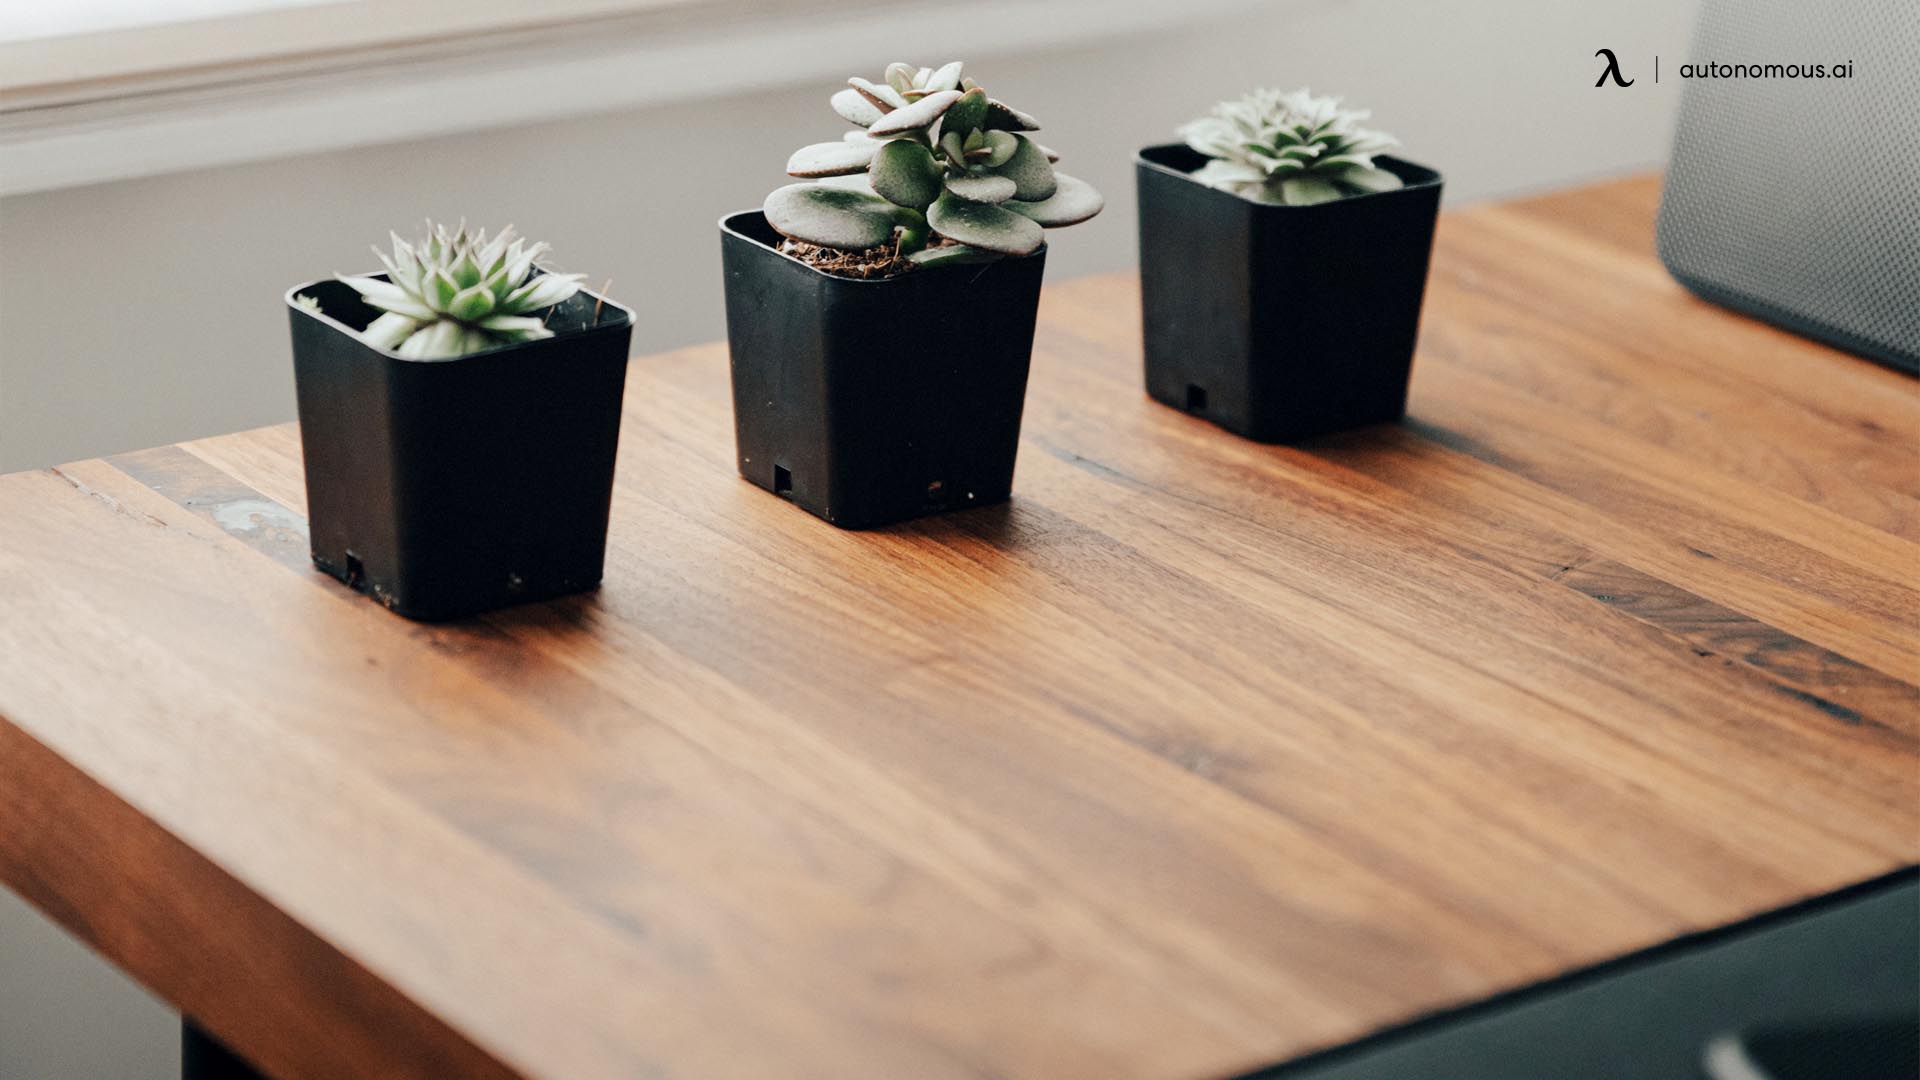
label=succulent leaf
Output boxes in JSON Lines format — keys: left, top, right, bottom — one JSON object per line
{"left": 984, "top": 99, "right": 1039, "bottom": 131}
{"left": 764, "top": 183, "right": 908, "bottom": 249}
{"left": 447, "top": 283, "right": 496, "bottom": 321}
{"left": 925, "top": 61, "right": 965, "bottom": 94}
{"left": 505, "top": 241, "right": 545, "bottom": 286}
{"left": 942, "top": 88, "right": 989, "bottom": 137}
{"left": 926, "top": 193, "right": 1043, "bottom": 256}
{"left": 906, "top": 243, "right": 999, "bottom": 267}
{"left": 831, "top": 88, "right": 885, "bottom": 127}
{"left": 868, "top": 89, "right": 964, "bottom": 137}
{"left": 385, "top": 232, "right": 420, "bottom": 288}
{"left": 896, "top": 212, "right": 931, "bottom": 254}
{"left": 426, "top": 267, "right": 459, "bottom": 310}
{"left": 981, "top": 130, "right": 1019, "bottom": 167}
{"left": 396, "top": 319, "right": 464, "bottom": 359}
{"left": 1190, "top": 159, "right": 1266, "bottom": 187}
{"left": 338, "top": 275, "right": 437, "bottom": 320}
{"left": 477, "top": 314, "right": 553, "bottom": 342}
{"left": 451, "top": 249, "right": 482, "bottom": 289}
{"left": 372, "top": 247, "right": 405, "bottom": 286}
{"left": 502, "top": 273, "right": 585, "bottom": 313}
{"left": 814, "top": 172, "right": 878, "bottom": 194}
{"left": 1279, "top": 175, "right": 1346, "bottom": 205}
{"left": 1337, "top": 165, "right": 1405, "bottom": 194}
{"left": 474, "top": 231, "right": 511, "bottom": 277}
{"left": 1004, "top": 172, "right": 1105, "bottom": 227}
{"left": 848, "top": 77, "right": 908, "bottom": 112}
{"left": 944, "top": 173, "right": 1017, "bottom": 203}
{"left": 361, "top": 311, "right": 420, "bottom": 349}
{"left": 988, "top": 134, "right": 1056, "bottom": 201}
{"left": 884, "top": 62, "right": 917, "bottom": 94}
{"left": 787, "top": 139, "right": 880, "bottom": 177}
{"left": 938, "top": 131, "right": 968, "bottom": 167}
{"left": 870, "top": 139, "right": 945, "bottom": 210}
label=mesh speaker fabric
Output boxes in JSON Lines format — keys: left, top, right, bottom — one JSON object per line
{"left": 1656, "top": 0, "right": 1919, "bottom": 373}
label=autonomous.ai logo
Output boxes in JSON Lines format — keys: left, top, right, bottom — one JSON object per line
{"left": 1594, "top": 48, "right": 1634, "bottom": 87}
{"left": 1591, "top": 47, "right": 1851, "bottom": 87}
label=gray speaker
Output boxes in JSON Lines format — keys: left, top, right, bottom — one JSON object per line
{"left": 1656, "top": 0, "right": 1919, "bottom": 374}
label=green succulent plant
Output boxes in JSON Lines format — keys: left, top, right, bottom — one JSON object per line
{"left": 336, "top": 223, "right": 585, "bottom": 359}
{"left": 1180, "top": 88, "right": 1403, "bottom": 206}
{"left": 764, "top": 61, "right": 1103, "bottom": 267}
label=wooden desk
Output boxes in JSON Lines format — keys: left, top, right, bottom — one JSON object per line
{"left": 1, "top": 176, "right": 1914, "bottom": 1080}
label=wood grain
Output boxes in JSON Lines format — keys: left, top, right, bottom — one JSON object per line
{"left": 0, "top": 175, "right": 1914, "bottom": 1080}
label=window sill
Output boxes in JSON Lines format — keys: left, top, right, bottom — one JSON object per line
{"left": 0, "top": 0, "right": 1254, "bottom": 196}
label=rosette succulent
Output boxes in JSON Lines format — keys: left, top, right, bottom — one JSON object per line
{"left": 1180, "top": 88, "right": 1403, "bottom": 206}
{"left": 336, "top": 223, "right": 585, "bottom": 359}
{"left": 764, "top": 61, "right": 1103, "bottom": 268}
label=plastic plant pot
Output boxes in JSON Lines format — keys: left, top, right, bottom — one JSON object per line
{"left": 1135, "top": 144, "right": 1443, "bottom": 443}
{"left": 719, "top": 210, "right": 1047, "bottom": 529}
{"left": 286, "top": 276, "right": 634, "bottom": 620}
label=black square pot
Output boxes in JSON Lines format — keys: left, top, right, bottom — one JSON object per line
{"left": 719, "top": 210, "right": 1047, "bottom": 529}
{"left": 1135, "top": 145, "right": 1443, "bottom": 443}
{"left": 286, "top": 278, "right": 634, "bottom": 620}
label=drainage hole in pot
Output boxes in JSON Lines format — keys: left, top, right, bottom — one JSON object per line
{"left": 773, "top": 465, "right": 793, "bottom": 497}
{"left": 1185, "top": 384, "right": 1208, "bottom": 413}
{"left": 343, "top": 552, "right": 365, "bottom": 587}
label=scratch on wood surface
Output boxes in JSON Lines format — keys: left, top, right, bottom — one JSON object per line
{"left": 48, "top": 466, "right": 167, "bottom": 528}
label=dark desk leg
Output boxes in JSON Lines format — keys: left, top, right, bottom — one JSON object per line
{"left": 182, "top": 1021, "right": 266, "bottom": 1080}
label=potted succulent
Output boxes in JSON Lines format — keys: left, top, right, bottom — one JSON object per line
{"left": 719, "top": 61, "right": 1103, "bottom": 529}
{"left": 1136, "top": 89, "right": 1442, "bottom": 443}
{"left": 286, "top": 223, "right": 634, "bottom": 620}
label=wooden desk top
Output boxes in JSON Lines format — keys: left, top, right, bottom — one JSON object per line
{"left": 1, "top": 176, "right": 1915, "bottom": 1080}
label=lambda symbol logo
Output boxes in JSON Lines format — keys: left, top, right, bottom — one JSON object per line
{"left": 1595, "top": 48, "right": 1635, "bottom": 87}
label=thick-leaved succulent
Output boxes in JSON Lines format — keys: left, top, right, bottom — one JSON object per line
{"left": 336, "top": 223, "right": 584, "bottom": 359}
{"left": 1180, "top": 88, "right": 1403, "bottom": 206}
{"left": 764, "top": 61, "right": 1103, "bottom": 267}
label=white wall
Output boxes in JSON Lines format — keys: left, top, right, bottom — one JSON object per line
{"left": 0, "top": 1, "right": 1696, "bottom": 1076}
